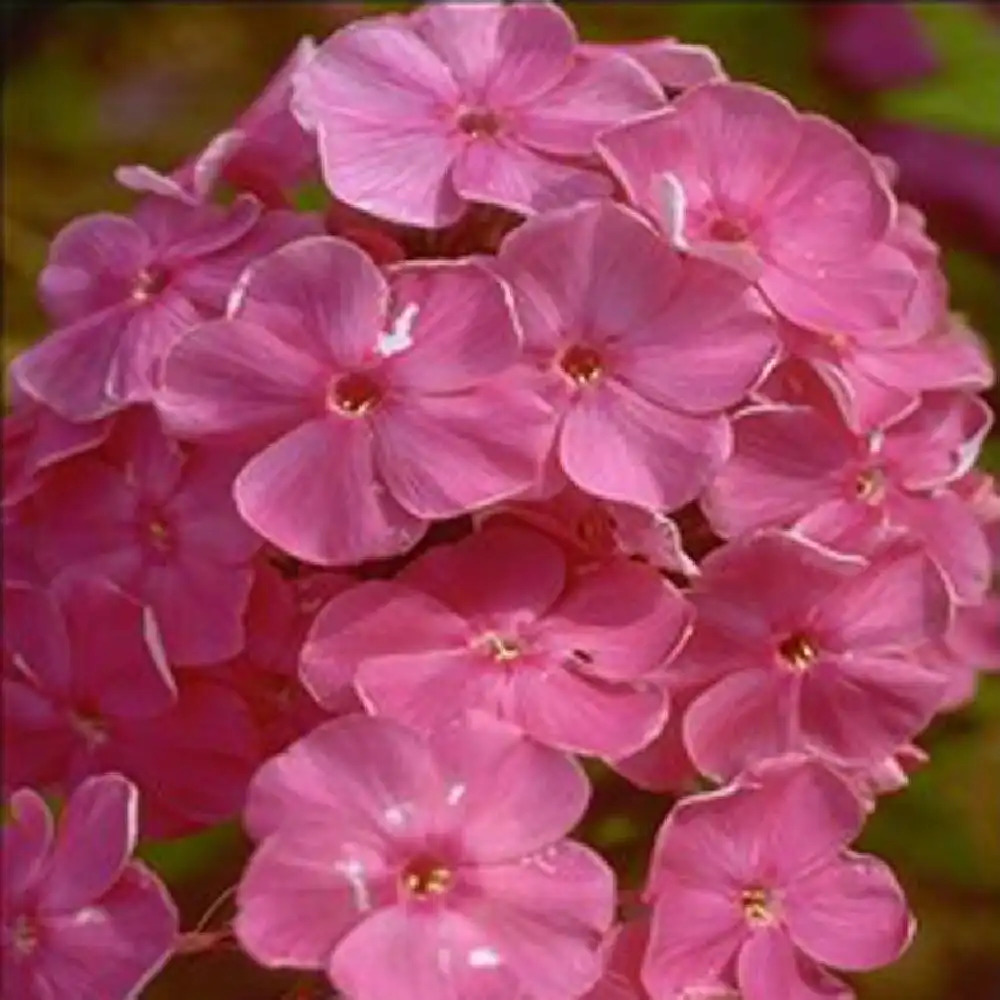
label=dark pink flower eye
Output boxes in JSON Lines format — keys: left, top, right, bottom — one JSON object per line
{"left": 328, "top": 372, "right": 382, "bottom": 416}
{"left": 401, "top": 858, "right": 454, "bottom": 898}
{"left": 560, "top": 344, "right": 604, "bottom": 386}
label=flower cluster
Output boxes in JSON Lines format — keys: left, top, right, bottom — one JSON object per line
{"left": 3, "top": 3, "right": 998, "bottom": 1000}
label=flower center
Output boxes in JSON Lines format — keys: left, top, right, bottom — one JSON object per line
{"left": 855, "top": 468, "right": 886, "bottom": 504}
{"left": 328, "top": 372, "right": 382, "bottom": 417}
{"left": 70, "top": 710, "right": 108, "bottom": 747}
{"left": 707, "top": 216, "right": 750, "bottom": 242}
{"left": 741, "top": 887, "right": 776, "bottom": 927}
{"left": 148, "top": 517, "right": 171, "bottom": 552}
{"left": 132, "top": 266, "right": 170, "bottom": 302}
{"left": 10, "top": 913, "right": 39, "bottom": 956}
{"left": 574, "top": 509, "right": 617, "bottom": 552}
{"left": 560, "top": 344, "right": 604, "bottom": 386}
{"left": 457, "top": 107, "right": 501, "bottom": 137}
{"left": 778, "top": 632, "right": 818, "bottom": 671}
{"left": 478, "top": 632, "right": 521, "bottom": 663}
{"left": 402, "top": 858, "right": 453, "bottom": 898}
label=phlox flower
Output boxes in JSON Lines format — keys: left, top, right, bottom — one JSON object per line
{"left": 703, "top": 391, "right": 995, "bottom": 604}
{"left": 644, "top": 758, "right": 914, "bottom": 1000}
{"left": 159, "top": 235, "right": 552, "bottom": 566}
{"left": 301, "top": 525, "right": 692, "bottom": 759}
{"left": 11, "top": 192, "right": 319, "bottom": 421}
{"left": 2, "top": 575, "right": 260, "bottom": 838}
{"left": 2, "top": 774, "right": 178, "bottom": 1000}
{"left": 494, "top": 199, "right": 776, "bottom": 513}
{"left": 26, "top": 408, "right": 261, "bottom": 666}
{"left": 675, "top": 531, "right": 950, "bottom": 779}
{"left": 235, "top": 714, "right": 615, "bottom": 1000}
{"left": 292, "top": 0, "right": 664, "bottom": 227}
{"left": 598, "top": 82, "right": 918, "bottom": 334}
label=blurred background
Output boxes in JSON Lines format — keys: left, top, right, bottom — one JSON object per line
{"left": 3, "top": 3, "right": 999, "bottom": 999}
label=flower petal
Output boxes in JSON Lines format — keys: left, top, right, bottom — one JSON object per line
{"left": 34, "top": 863, "right": 177, "bottom": 1000}
{"left": 235, "top": 235, "right": 390, "bottom": 369}
{"left": 560, "top": 380, "right": 730, "bottom": 512}
{"left": 456, "top": 841, "right": 615, "bottom": 1000}
{"left": 381, "top": 261, "right": 519, "bottom": 391}
{"left": 235, "top": 826, "right": 391, "bottom": 970}
{"left": 402, "top": 524, "right": 567, "bottom": 624}
{"left": 514, "top": 52, "right": 662, "bottom": 157}
{"left": 540, "top": 563, "right": 692, "bottom": 681}
{"left": 430, "top": 719, "right": 592, "bottom": 862}
{"left": 158, "top": 318, "right": 326, "bottom": 446}
{"left": 302, "top": 580, "right": 471, "bottom": 709}
{"left": 39, "top": 774, "right": 138, "bottom": 911}
{"left": 2, "top": 787, "right": 53, "bottom": 905}
{"left": 509, "top": 666, "right": 668, "bottom": 759}
{"left": 784, "top": 853, "right": 913, "bottom": 971}
{"left": 373, "top": 381, "right": 551, "bottom": 519}
{"left": 738, "top": 927, "right": 851, "bottom": 1000}
{"left": 11, "top": 306, "right": 131, "bottom": 421}
{"left": 811, "top": 543, "right": 952, "bottom": 651}
{"left": 643, "top": 879, "right": 745, "bottom": 998}
{"left": 330, "top": 904, "right": 519, "bottom": 1000}
{"left": 38, "top": 213, "right": 148, "bottom": 324}
{"left": 236, "top": 417, "right": 426, "bottom": 566}
{"left": 798, "top": 653, "right": 945, "bottom": 764}
{"left": 452, "top": 137, "right": 611, "bottom": 217}
{"left": 683, "top": 669, "right": 798, "bottom": 780}
{"left": 243, "top": 715, "right": 436, "bottom": 843}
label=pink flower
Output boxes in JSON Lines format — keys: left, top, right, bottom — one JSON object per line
{"left": 292, "top": 1, "right": 664, "bottom": 227}
{"left": 598, "top": 82, "right": 917, "bottom": 334}
{"left": 2, "top": 774, "right": 178, "bottom": 1000}
{"left": 494, "top": 199, "right": 776, "bottom": 512}
{"left": 11, "top": 193, "right": 319, "bottom": 421}
{"left": 159, "top": 236, "right": 552, "bottom": 566}
{"left": 2, "top": 575, "right": 260, "bottom": 838}
{"left": 703, "top": 393, "right": 995, "bottom": 604}
{"left": 235, "top": 714, "right": 615, "bottom": 1000}
{"left": 27, "top": 408, "right": 261, "bottom": 666}
{"left": 301, "top": 525, "right": 691, "bottom": 759}
{"left": 677, "top": 531, "right": 950, "bottom": 779}
{"left": 644, "top": 758, "right": 914, "bottom": 1000}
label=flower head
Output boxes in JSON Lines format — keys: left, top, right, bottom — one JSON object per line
{"left": 293, "top": 1, "right": 664, "bottom": 226}
{"left": 644, "top": 758, "right": 913, "bottom": 1000}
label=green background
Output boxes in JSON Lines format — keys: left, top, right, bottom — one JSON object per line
{"left": 3, "top": 4, "right": 998, "bottom": 998}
